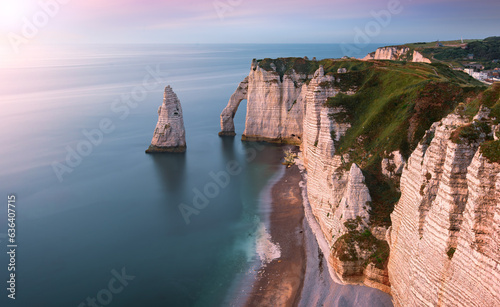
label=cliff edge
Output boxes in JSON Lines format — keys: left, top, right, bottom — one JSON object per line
{"left": 363, "top": 46, "right": 431, "bottom": 63}
{"left": 219, "top": 57, "right": 500, "bottom": 303}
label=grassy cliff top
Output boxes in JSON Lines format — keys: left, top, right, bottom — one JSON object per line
{"left": 397, "top": 36, "right": 500, "bottom": 69}
{"left": 323, "top": 60, "right": 486, "bottom": 225}
{"left": 254, "top": 57, "right": 492, "bottom": 225}
{"left": 326, "top": 60, "right": 484, "bottom": 159}
{"left": 255, "top": 57, "right": 374, "bottom": 77}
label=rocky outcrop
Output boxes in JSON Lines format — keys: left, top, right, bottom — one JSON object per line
{"left": 363, "top": 46, "right": 431, "bottom": 63}
{"left": 381, "top": 151, "right": 405, "bottom": 180}
{"left": 219, "top": 77, "right": 248, "bottom": 136}
{"left": 219, "top": 60, "right": 310, "bottom": 144}
{"left": 146, "top": 86, "right": 186, "bottom": 153}
{"left": 221, "top": 58, "right": 499, "bottom": 303}
{"left": 220, "top": 60, "right": 389, "bottom": 291}
{"left": 412, "top": 50, "right": 432, "bottom": 63}
{"left": 300, "top": 67, "right": 371, "bottom": 243}
{"left": 388, "top": 112, "right": 500, "bottom": 307}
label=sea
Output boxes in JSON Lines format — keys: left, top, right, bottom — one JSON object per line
{"left": 0, "top": 43, "right": 386, "bottom": 307}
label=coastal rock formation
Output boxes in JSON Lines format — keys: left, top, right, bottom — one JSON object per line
{"left": 220, "top": 58, "right": 499, "bottom": 302}
{"left": 219, "top": 77, "right": 248, "bottom": 136}
{"left": 411, "top": 50, "right": 431, "bottom": 63}
{"left": 300, "top": 67, "right": 372, "bottom": 243}
{"left": 363, "top": 46, "right": 431, "bottom": 63}
{"left": 146, "top": 86, "right": 186, "bottom": 153}
{"left": 220, "top": 60, "right": 390, "bottom": 291}
{"left": 220, "top": 59, "right": 310, "bottom": 144}
{"left": 388, "top": 112, "right": 500, "bottom": 307}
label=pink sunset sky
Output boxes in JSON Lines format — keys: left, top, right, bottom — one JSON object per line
{"left": 0, "top": 0, "right": 498, "bottom": 52}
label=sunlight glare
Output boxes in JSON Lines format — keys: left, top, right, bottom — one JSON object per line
{"left": 0, "top": 2, "right": 30, "bottom": 29}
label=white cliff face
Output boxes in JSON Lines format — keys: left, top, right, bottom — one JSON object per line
{"left": 412, "top": 50, "right": 432, "bottom": 63}
{"left": 220, "top": 60, "right": 309, "bottom": 144}
{"left": 300, "top": 68, "right": 371, "bottom": 244}
{"left": 220, "top": 59, "right": 500, "bottom": 300}
{"left": 220, "top": 62, "right": 383, "bottom": 289}
{"left": 375, "top": 47, "right": 409, "bottom": 60}
{"left": 388, "top": 113, "right": 500, "bottom": 307}
{"left": 339, "top": 164, "right": 372, "bottom": 225}
{"left": 146, "top": 86, "right": 186, "bottom": 153}
{"left": 363, "top": 46, "right": 431, "bottom": 63}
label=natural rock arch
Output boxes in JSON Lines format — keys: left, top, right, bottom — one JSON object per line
{"left": 219, "top": 77, "right": 249, "bottom": 136}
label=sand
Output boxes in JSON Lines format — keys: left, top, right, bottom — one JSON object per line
{"left": 244, "top": 165, "right": 306, "bottom": 307}
{"left": 243, "top": 164, "right": 394, "bottom": 307}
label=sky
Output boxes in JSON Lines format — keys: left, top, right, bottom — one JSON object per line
{"left": 0, "top": 0, "right": 498, "bottom": 55}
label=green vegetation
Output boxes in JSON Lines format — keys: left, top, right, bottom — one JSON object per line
{"left": 255, "top": 57, "right": 374, "bottom": 83}
{"left": 323, "top": 60, "right": 484, "bottom": 226}
{"left": 480, "top": 140, "right": 500, "bottom": 164}
{"left": 467, "top": 37, "right": 500, "bottom": 61}
{"left": 464, "top": 82, "right": 500, "bottom": 124}
{"left": 333, "top": 218, "right": 390, "bottom": 269}
{"left": 405, "top": 39, "right": 481, "bottom": 49}
{"left": 364, "top": 160, "right": 401, "bottom": 225}
{"left": 447, "top": 247, "right": 456, "bottom": 259}
{"left": 406, "top": 37, "right": 500, "bottom": 69}
{"left": 330, "top": 130, "right": 337, "bottom": 146}
{"left": 258, "top": 56, "right": 497, "bottom": 227}
{"left": 450, "top": 121, "right": 492, "bottom": 144}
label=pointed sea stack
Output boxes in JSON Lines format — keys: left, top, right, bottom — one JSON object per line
{"left": 146, "top": 86, "right": 186, "bottom": 153}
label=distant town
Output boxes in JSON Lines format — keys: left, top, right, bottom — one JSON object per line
{"left": 409, "top": 36, "right": 500, "bottom": 84}
{"left": 462, "top": 64, "right": 500, "bottom": 84}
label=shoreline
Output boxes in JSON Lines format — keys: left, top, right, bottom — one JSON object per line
{"left": 242, "top": 161, "right": 394, "bottom": 307}
{"left": 243, "top": 164, "right": 306, "bottom": 306}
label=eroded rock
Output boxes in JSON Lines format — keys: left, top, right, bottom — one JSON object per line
{"left": 146, "top": 86, "right": 186, "bottom": 153}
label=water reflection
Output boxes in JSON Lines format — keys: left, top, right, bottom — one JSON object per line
{"left": 149, "top": 152, "right": 187, "bottom": 194}
{"left": 220, "top": 135, "right": 236, "bottom": 161}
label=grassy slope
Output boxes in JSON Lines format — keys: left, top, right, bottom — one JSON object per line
{"left": 255, "top": 57, "right": 374, "bottom": 78}
{"left": 404, "top": 37, "right": 500, "bottom": 69}
{"left": 255, "top": 57, "right": 496, "bottom": 271}
{"left": 325, "top": 60, "right": 484, "bottom": 226}
{"left": 475, "top": 83, "right": 500, "bottom": 163}
{"left": 405, "top": 39, "right": 481, "bottom": 49}
{"left": 255, "top": 57, "right": 491, "bottom": 225}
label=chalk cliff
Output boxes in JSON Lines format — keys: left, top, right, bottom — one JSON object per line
{"left": 221, "top": 59, "right": 390, "bottom": 291}
{"left": 363, "top": 46, "right": 431, "bottom": 63}
{"left": 146, "top": 86, "right": 186, "bottom": 153}
{"left": 388, "top": 111, "right": 500, "bottom": 306}
{"left": 220, "top": 58, "right": 499, "bottom": 302}
{"left": 220, "top": 59, "right": 309, "bottom": 144}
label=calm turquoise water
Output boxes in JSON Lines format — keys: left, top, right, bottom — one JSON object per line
{"left": 0, "top": 44, "right": 383, "bottom": 307}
